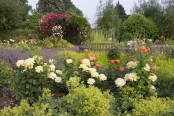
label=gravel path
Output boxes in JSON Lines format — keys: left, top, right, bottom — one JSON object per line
{"left": 42, "top": 45, "right": 80, "bottom": 66}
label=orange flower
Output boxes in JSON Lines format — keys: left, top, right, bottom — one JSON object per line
{"left": 79, "top": 59, "right": 84, "bottom": 63}
{"left": 95, "top": 63, "right": 100, "bottom": 68}
{"left": 119, "top": 67, "right": 124, "bottom": 72}
{"left": 139, "top": 46, "right": 150, "bottom": 52}
{"left": 83, "top": 49, "right": 89, "bottom": 52}
{"left": 110, "top": 60, "right": 120, "bottom": 64}
{"left": 88, "top": 54, "right": 96, "bottom": 61}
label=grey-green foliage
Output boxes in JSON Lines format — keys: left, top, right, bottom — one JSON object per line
{"left": 122, "top": 14, "right": 159, "bottom": 40}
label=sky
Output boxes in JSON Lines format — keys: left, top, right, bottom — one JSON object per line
{"left": 28, "top": 0, "right": 137, "bottom": 25}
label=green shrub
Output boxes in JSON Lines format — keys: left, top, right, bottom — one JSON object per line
{"left": 0, "top": 60, "right": 15, "bottom": 89}
{"left": 132, "top": 96, "right": 174, "bottom": 116}
{"left": 12, "top": 43, "right": 43, "bottom": 57}
{"left": 43, "top": 39, "right": 54, "bottom": 49}
{"left": 123, "top": 14, "right": 159, "bottom": 40}
{"left": 55, "top": 39, "right": 74, "bottom": 48}
{"left": 107, "top": 47, "right": 119, "bottom": 60}
{"left": 154, "top": 55, "right": 174, "bottom": 97}
{"left": 62, "top": 78, "right": 115, "bottom": 116}
{"left": 10, "top": 29, "right": 38, "bottom": 40}
{"left": 0, "top": 88, "right": 53, "bottom": 116}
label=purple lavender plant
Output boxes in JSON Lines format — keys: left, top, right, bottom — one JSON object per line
{"left": 0, "top": 48, "right": 27, "bottom": 68}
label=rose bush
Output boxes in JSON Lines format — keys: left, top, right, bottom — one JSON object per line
{"left": 14, "top": 55, "right": 63, "bottom": 103}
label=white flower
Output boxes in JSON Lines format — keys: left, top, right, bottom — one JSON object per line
{"left": 143, "top": 64, "right": 150, "bottom": 71}
{"left": 148, "top": 73, "right": 157, "bottom": 82}
{"left": 56, "top": 70, "right": 63, "bottom": 74}
{"left": 88, "top": 68, "right": 96, "bottom": 73}
{"left": 115, "top": 78, "right": 126, "bottom": 87}
{"left": 99, "top": 74, "right": 107, "bottom": 81}
{"left": 87, "top": 78, "right": 95, "bottom": 85}
{"left": 48, "top": 72, "right": 57, "bottom": 79}
{"left": 55, "top": 77, "right": 62, "bottom": 83}
{"left": 82, "top": 59, "right": 90, "bottom": 66}
{"left": 25, "top": 58, "right": 35, "bottom": 69}
{"left": 10, "top": 39, "right": 14, "bottom": 42}
{"left": 129, "top": 72, "right": 140, "bottom": 81}
{"left": 35, "top": 66, "right": 43, "bottom": 73}
{"left": 91, "top": 72, "right": 99, "bottom": 78}
{"left": 66, "top": 59, "right": 73, "bottom": 64}
{"left": 16, "top": 60, "right": 25, "bottom": 68}
{"left": 49, "top": 64, "right": 55, "bottom": 71}
{"left": 79, "top": 64, "right": 89, "bottom": 71}
{"left": 49, "top": 59, "right": 55, "bottom": 64}
{"left": 124, "top": 73, "right": 130, "bottom": 81}
{"left": 126, "top": 61, "right": 138, "bottom": 69}
{"left": 150, "top": 85, "right": 156, "bottom": 91}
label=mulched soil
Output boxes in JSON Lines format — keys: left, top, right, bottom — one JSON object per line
{"left": 0, "top": 45, "right": 80, "bottom": 110}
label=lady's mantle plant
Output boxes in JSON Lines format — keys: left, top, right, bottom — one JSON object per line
{"left": 15, "top": 55, "right": 62, "bottom": 103}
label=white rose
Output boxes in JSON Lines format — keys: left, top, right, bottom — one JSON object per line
{"left": 82, "top": 59, "right": 90, "bottom": 66}
{"left": 143, "top": 64, "right": 150, "bottom": 71}
{"left": 128, "top": 72, "right": 140, "bottom": 81}
{"left": 99, "top": 74, "right": 107, "bottom": 81}
{"left": 48, "top": 72, "right": 57, "bottom": 79}
{"left": 16, "top": 60, "right": 25, "bottom": 68}
{"left": 148, "top": 73, "right": 157, "bottom": 82}
{"left": 91, "top": 72, "right": 99, "bottom": 78}
{"left": 56, "top": 70, "right": 63, "bottom": 74}
{"left": 35, "top": 66, "right": 43, "bottom": 73}
{"left": 55, "top": 77, "right": 62, "bottom": 83}
{"left": 126, "top": 61, "right": 138, "bottom": 69}
{"left": 87, "top": 78, "right": 95, "bottom": 85}
{"left": 115, "top": 78, "right": 126, "bottom": 87}
{"left": 66, "top": 59, "right": 73, "bottom": 64}
{"left": 49, "top": 64, "right": 55, "bottom": 71}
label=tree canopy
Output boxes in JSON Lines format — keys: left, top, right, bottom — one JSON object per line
{"left": 36, "top": 0, "right": 83, "bottom": 16}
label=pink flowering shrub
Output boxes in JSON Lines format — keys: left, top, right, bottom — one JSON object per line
{"left": 39, "top": 12, "right": 90, "bottom": 44}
